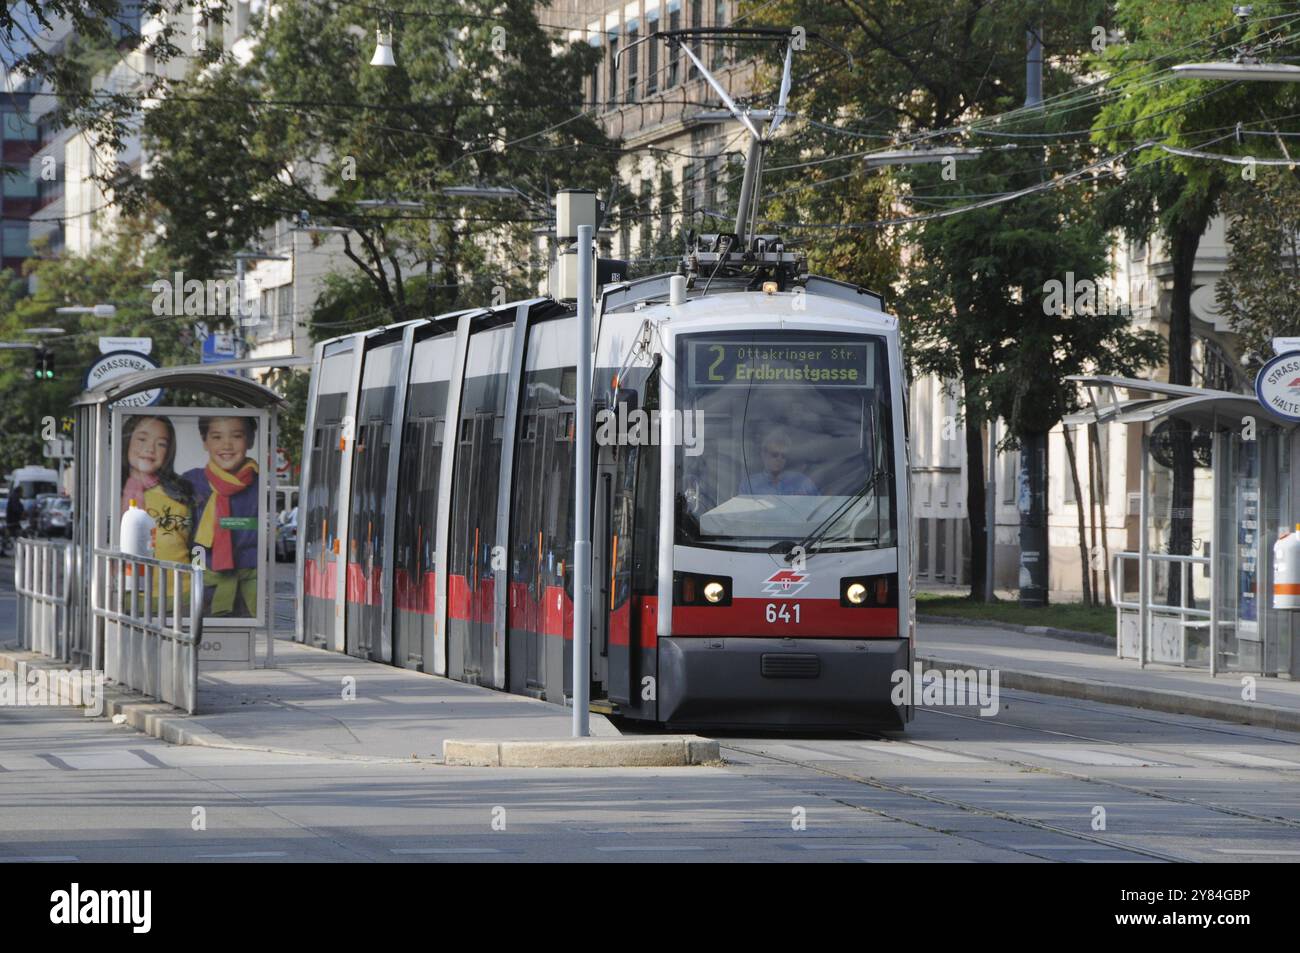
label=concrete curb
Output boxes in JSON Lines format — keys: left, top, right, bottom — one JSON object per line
{"left": 917, "top": 613, "right": 1113, "bottom": 648}
{"left": 444, "top": 735, "right": 721, "bottom": 768}
{"left": 918, "top": 654, "right": 1300, "bottom": 734}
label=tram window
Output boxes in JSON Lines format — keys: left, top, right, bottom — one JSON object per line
{"left": 673, "top": 331, "right": 895, "bottom": 553}
{"left": 433, "top": 419, "right": 444, "bottom": 444}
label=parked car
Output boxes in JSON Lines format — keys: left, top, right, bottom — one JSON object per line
{"left": 36, "top": 497, "right": 72, "bottom": 538}
{"left": 276, "top": 506, "right": 298, "bottom": 562}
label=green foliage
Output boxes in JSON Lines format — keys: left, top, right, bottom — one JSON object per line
{"left": 114, "top": 0, "right": 620, "bottom": 332}
{"left": 1218, "top": 170, "right": 1300, "bottom": 371}
{"left": 0, "top": 221, "right": 200, "bottom": 476}
{"left": 746, "top": 0, "right": 1155, "bottom": 436}
{"left": 263, "top": 367, "right": 310, "bottom": 470}
{"left": 2, "top": 2, "right": 191, "bottom": 154}
{"left": 1090, "top": 2, "right": 1300, "bottom": 379}
{"left": 900, "top": 131, "right": 1165, "bottom": 441}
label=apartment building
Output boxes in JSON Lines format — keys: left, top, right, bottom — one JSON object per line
{"left": 550, "top": 1, "right": 755, "bottom": 262}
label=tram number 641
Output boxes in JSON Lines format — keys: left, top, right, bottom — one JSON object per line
{"left": 765, "top": 603, "right": 801, "bottom": 624}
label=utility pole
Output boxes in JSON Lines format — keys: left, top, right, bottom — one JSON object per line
{"left": 1018, "top": 19, "right": 1049, "bottom": 607}
{"left": 572, "top": 223, "right": 593, "bottom": 738}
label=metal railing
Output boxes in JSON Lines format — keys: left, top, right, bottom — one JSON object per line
{"left": 93, "top": 547, "right": 203, "bottom": 714}
{"left": 1111, "top": 551, "right": 1214, "bottom": 670}
{"left": 13, "top": 538, "right": 73, "bottom": 660}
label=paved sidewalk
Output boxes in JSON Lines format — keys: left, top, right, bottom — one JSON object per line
{"left": 918, "top": 621, "right": 1300, "bottom": 731}
{"left": 0, "top": 635, "right": 619, "bottom": 761}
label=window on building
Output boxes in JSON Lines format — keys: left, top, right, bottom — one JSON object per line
{"left": 918, "top": 517, "right": 932, "bottom": 579}
{"left": 588, "top": 31, "right": 602, "bottom": 106}
{"left": 2, "top": 222, "right": 32, "bottom": 258}
{"left": 712, "top": 0, "right": 727, "bottom": 69}
{"left": 638, "top": 178, "right": 651, "bottom": 254}
{"left": 619, "top": 193, "right": 631, "bottom": 260}
{"left": 659, "top": 169, "right": 674, "bottom": 242}
{"left": 607, "top": 35, "right": 619, "bottom": 108}
{"left": 689, "top": 0, "right": 701, "bottom": 79}
{"left": 646, "top": 10, "right": 659, "bottom": 94}
{"left": 277, "top": 284, "right": 294, "bottom": 338}
{"left": 1002, "top": 448, "right": 1018, "bottom": 504}
{"left": 626, "top": 21, "right": 639, "bottom": 103}
{"left": 667, "top": 4, "right": 681, "bottom": 86}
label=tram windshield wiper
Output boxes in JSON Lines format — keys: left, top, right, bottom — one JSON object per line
{"left": 786, "top": 468, "right": 890, "bottom": 562}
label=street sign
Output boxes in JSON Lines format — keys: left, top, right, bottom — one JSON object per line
{"left": 84, "top": 350, "right": 162, "bottom": 407}
{"left": 98, "top": 337, "right": 152, "bottom": 356}
{"left": 1273, "top": 337, "right": 1300, "bottom": 356}
{"left": 1255, "top": 351, "right": 1300, "bottom": 423}
{"left": 42, "top": 438, "right": 74, "bottom": 459}
{"left": 201, "top": 330, "right": 237, "bottom": 364}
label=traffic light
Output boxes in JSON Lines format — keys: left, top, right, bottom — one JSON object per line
{"left": 34, "top": 348, "right": 54, "bottom": 381}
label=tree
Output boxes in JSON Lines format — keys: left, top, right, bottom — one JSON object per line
{"left": 1, "top": 2, "right": 192, "bottom": 157}
{"left": 902, "top": 141, "right": 1164, "bottom": 605}
{"left": 112, "top": 1, "right": 620, "bottom": 330}
{"left": 751, "top": 0, "right": 1113, "bottom": 600}
{"left": 0, "top": 219, "right": 201, "bottom": 476}
{"left": 1092, "top": 2, "right": 1300, "bottom": 599}
{"left": 1217, "top": 169, "right": 1300, "bottom": 371}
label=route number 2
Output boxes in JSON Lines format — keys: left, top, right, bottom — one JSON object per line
{"left": 765, "top": 603, "right": 801, "bottom": 624}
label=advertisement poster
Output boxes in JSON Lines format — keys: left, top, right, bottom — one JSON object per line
{"left": 111, "top": 407, "right": 267, "bottom": 628}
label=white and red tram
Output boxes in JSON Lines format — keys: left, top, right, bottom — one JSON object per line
{"left": 298, "top": 234, "right": 913, "bottom": 730}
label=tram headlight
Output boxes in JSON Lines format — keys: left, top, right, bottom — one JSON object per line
{"left": 674, "top": 571, "right": 731, "bottom": 606}
{"left": 841, "top": 573, "right": 898, "bottom": 608}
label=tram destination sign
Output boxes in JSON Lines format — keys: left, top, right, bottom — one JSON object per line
{"left": 688, "top": 339, "right": 873, "bottom": 388}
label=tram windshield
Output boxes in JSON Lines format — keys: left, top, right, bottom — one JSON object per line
{"left": 675, "top": 330, "right": 896, "bottom": 553}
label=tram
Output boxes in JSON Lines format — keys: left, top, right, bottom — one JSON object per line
{"left": 297, "top": 212, "right": 912, "bottom": 730}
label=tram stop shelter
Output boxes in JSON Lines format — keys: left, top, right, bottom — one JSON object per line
{"left": 1068, "top": 375, "right": 1298, "bottom": 679}
{"left": 66, "top": 364, "right": 285, "bottom": 684}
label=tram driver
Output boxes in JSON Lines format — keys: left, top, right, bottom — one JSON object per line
{"left": 744, "top": 428, "right": 818, "bottom": 496}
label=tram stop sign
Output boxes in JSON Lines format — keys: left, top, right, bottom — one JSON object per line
{"left": 1255, "top": 348, "right": 1300, "bottom": 423}
{"left": 84, "top": 350, "right": 162, "bottom": 408}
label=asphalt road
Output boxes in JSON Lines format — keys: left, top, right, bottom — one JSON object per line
{"left": 2, "top": 686, "right": 1299, "bottom": 862}
{"left": 3, "top": 555, "right": 1299, "bottom": 862}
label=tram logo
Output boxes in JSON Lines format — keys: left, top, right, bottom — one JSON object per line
{"left": 762, "top": 568, "right": 809, "bottom": 596}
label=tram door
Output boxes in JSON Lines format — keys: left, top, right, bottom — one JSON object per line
{"left": 449, "top": 413, "right": 501, "bottom": 684}
{"left": 303, "top": 343, "right": 355, "bottom": 651}
{"left": 344, "top": 418, "right": 389, "bottom": 660}
{"left": 597, "top": 381, "right": 659, "bottom": 719}
{"left": 345, "top": 340, "right": 402, "bottom": 663}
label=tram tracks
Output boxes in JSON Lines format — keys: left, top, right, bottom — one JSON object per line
{"left": 902, "top": 695, "right": 1300, "bottom": 833}
{"left": 720, "top": 739, "right": 1192, "bottom": 863}
{"left": 718, "top": 691, "right": 1300, "bottom": 862}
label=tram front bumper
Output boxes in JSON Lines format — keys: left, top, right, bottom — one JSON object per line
{"left": 657, "top": 636, "right": 910, "bottom": 731}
